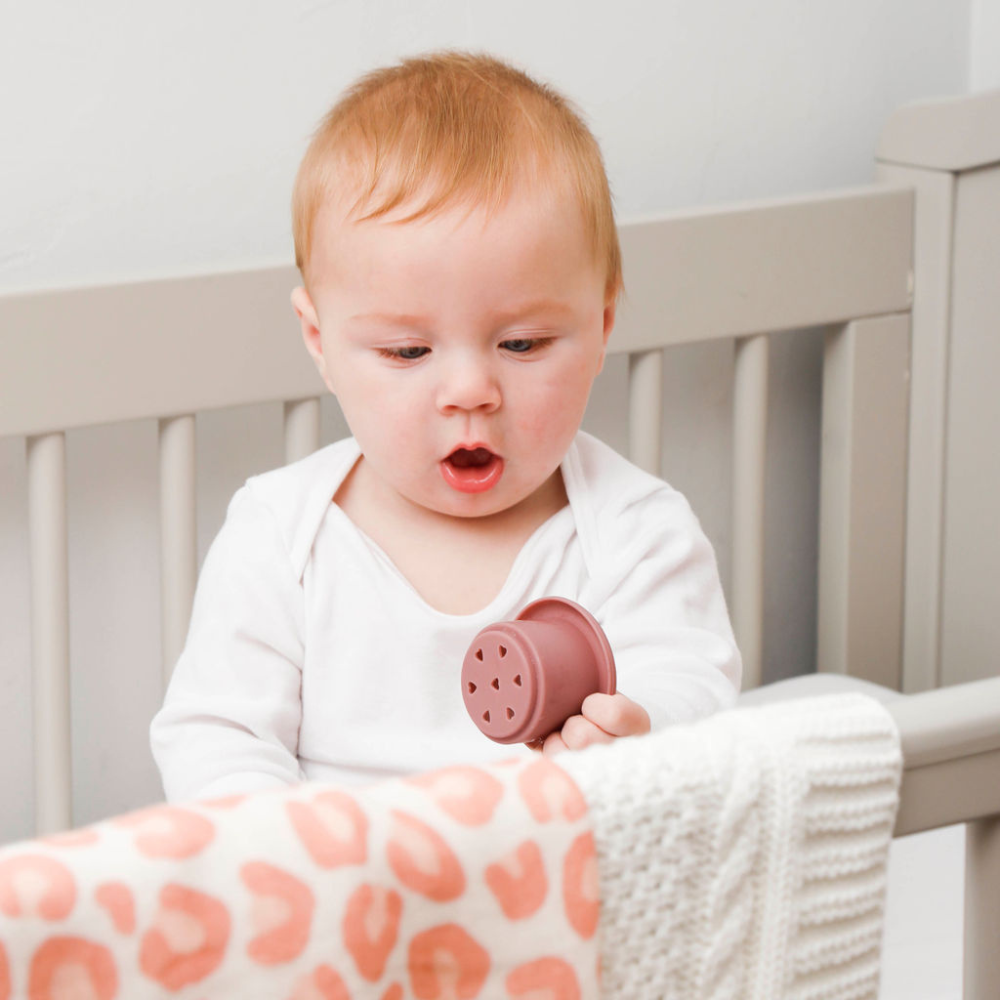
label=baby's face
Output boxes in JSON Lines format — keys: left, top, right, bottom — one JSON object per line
{"left": 294, "top": 182, "right": 614, "bottom": 522}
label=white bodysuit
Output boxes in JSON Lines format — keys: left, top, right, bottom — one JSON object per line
{"left": 150, "top": 431, "right": 741, "bottom": 801}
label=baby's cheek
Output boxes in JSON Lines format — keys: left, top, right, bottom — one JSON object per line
{"left": 519, "top": 389, "right": 576, "bottom": 432}
{"left": 513, "top": 409, "right": 577, "bottom": 470}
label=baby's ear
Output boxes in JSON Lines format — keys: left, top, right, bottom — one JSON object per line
{"left": 596, "top": 297, "right": 617, "bottom": 375}
{"left": 602, "top": 297, "right": 617, "bottom": 342}
{"left": 291, "top": 287, "right": 331, "bottom": 388}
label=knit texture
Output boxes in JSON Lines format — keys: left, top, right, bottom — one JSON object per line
{"left": 558, "top": 693, "right": 902, "bottom": 1000}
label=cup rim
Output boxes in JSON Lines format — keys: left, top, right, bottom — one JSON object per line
{"left": 515, "top": 597, "right": 616, "bottom": 696}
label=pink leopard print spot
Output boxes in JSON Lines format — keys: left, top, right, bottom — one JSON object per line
{"left": 287, "top": 964, "right": 352, "bottom": 1000}
{"left": 408, "top": 924, "right": 490, "bottom": 999}
{"left": 115, "top": 805, "right": 215, "bottom": 859}
{"left": 94, "top": 881, "right": 135, "bottom": 934}
{"left": 387, "top": 811, "right": 465, "bottom": 902}
{"left": 380, "top": 984, "right": 403, "bottom": 1000}
{"left": 563, "top": 832, "right": 599, "bottom": 940}
{"left": 28, "top": 937, "right": 118, "bottom": 1000}
{"left": 408, "top": 766, "right": 504, "bottom": 826}
{"left": 506, "top": 956, "right": 581, "bottom": 999}
{"left": 140, "top": 883, "right": 230, "bottom": 989}
{"left": 484, "top": 840, "right": 547, "bottom": 919}
{"left": 343, "top": 883, "right": 403, "bottom": 981}
{"left": 287, "top": 791, "right": 369, "bottom": 869}
{"left": 0, "top": 941, "right": 10, "bottom": 1000}
{"left": 517, "top": 760, "right": 587, "bottom": 823}
{"left": 241, "top": 861, "right": 315, "bottom": 965}
{"left": 0, "top": 854, "right": 76, "bottom": 920}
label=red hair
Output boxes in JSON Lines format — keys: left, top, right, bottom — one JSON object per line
{"left": 291, "top": 51, "right": 622, "bottom": 299}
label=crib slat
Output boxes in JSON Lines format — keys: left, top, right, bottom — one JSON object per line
{"left": 731, "top": 334, "right": 769, "bottom": 689}
{"left": 159, "top": 415, "right": 198, "bottom": 686}
{"left": 627, "top": 350, "right": 663, "bottom": 475}
{"left": 27, "top": 432, "right": 72, "bottom": 834}
{"left": 283, "top": 398, "right": 322, "bottom": 464}
{"left": 817, "top": 315, "right": 909, "bottom": 688}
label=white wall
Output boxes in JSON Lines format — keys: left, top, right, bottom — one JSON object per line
{"left": 0, "top": 1, "right": 975, "bottom": 842}
{"left": 971, "top": 0, "right": 1000, "bottom": 88}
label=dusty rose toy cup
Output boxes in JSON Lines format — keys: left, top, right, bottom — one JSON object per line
{"left": 461, "top": 597, "right": 616, "bottom": 745}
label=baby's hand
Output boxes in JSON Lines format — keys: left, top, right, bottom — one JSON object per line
{"left": 530, "top": 693, "right": 651, "bottom": 756}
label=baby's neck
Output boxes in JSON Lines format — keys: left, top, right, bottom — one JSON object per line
{"left": 334, "top": 460, "right": 568, "bottom": 615}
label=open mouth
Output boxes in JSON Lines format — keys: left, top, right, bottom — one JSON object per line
{"left": 440, "top": 447, "right": 504, "bottom": 494}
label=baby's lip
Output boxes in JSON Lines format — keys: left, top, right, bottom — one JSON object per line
{"left": 440, "top": 445, "right": 504, "bottom": 494}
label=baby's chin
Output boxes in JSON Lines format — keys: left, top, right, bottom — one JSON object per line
{"left": 428, "top": 472, "right": 565, "bottom": 525}
{"left": 422, "top": 492, "right": 523, "bottom": 522}
{"left": 397, "top": 482, "right": 535, "bottom": 524}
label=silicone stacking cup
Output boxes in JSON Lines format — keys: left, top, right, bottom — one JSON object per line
{"left": 461, "top": 597, "right": 616, "bottom": 745}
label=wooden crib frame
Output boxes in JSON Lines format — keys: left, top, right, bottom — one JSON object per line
{"left": 2, "top": 89, "right": 999, "bottom": 995}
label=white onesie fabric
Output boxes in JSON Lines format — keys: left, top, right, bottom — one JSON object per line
{"left": 150, "top": 431, "right": 741, "bottom": 801}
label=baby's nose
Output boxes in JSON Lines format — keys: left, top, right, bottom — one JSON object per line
{"left": 436, "top": 358, "right": 501, "bottom": 413}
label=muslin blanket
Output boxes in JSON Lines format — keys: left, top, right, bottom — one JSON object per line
{"left": 0, "top": 692, "right": 901, "bottom": 1000}
{"left": 0, "top": 757, "right": 599, "bottom": 999}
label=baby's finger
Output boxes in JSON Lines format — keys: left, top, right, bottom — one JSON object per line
{"left": 541, "top": 730, "right": 569, "bottom": 756}
{"left": 559, "top": 713, "right": 615, "bottom": 751}
{"left": 580, "top": 692, "right": 651, "bottom": 737}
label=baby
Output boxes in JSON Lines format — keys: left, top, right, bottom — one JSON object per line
{"left": 150, "top": 52, "right": 741, "bottom": 801}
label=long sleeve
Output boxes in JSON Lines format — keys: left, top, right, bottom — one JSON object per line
{"left": 593, "top": 484, "right": 742, "bottom": 729}
{"left": 150, "top": 484, "right": 306, "bottom": 801}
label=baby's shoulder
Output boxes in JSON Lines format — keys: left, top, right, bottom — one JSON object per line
{"left": 568, "top": 432, "right": 704, "bottom": 567}
{"left": 236, "top": 437, "right": 360, "bottom": 577}
{"left": 571, "top": 432, "right": 688, "bottom": 518}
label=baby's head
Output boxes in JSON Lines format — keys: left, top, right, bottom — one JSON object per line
{"left": 292, "top": 51, "right": 621, "bottom": 301}
{"left": 291, "top": 53, "right": 622, "bottom": 523}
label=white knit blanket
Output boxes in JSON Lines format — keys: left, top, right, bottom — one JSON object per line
{"left": 559, "top": 693, "right": 902, "bottom": 1000}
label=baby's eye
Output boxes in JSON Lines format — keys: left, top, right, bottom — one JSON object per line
{"left": 500, "top": 338, "right": 550, "bottom": 355}
{"left": 379, "top": 345, "right": 430, "bottom": 361}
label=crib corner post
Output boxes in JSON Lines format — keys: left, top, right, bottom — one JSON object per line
{"left": 964, "top": 815, "right": 1000, "bottom": 999}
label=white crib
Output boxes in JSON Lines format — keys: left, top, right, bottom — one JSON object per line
{"left": 2, "top": 89, "right": 999, "bottom": 996}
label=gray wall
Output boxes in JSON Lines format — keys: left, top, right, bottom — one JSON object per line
{"left": 0, "top": 1, "right": 980, "bottom": 842}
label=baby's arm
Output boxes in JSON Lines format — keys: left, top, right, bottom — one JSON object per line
{"left": 150, "top": 486, "right": 305, "bottom": 801}
{"left": 541, "top": 483, "right": 741, "bottom": 755}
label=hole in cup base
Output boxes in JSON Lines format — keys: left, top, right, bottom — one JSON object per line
{"left": 483, "top": 711, "right": 490, "bottom": 723}
{"left": 475, "top": 649, "right": 484, "bottom": 662}
{"left": 468, "top": 682, "right": 476, "bottom": 693}
{"left": 506, "top": 707, "right": 515, "bottom": 720}
{"left": 499, "top": 645, "right": 507, "bottom": 657}
{"left": 491, "top": 678, "right": 499, "bottom": 690}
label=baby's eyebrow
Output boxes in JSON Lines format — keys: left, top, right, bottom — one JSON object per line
{"left": 345, "top": 300, "right": 576, "bottom": 332}
{"left": 345, "top": 312, "right": 427, "bottom": 330}
{"left": 492, "top": 300, "right": 577, "bottom": 322}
